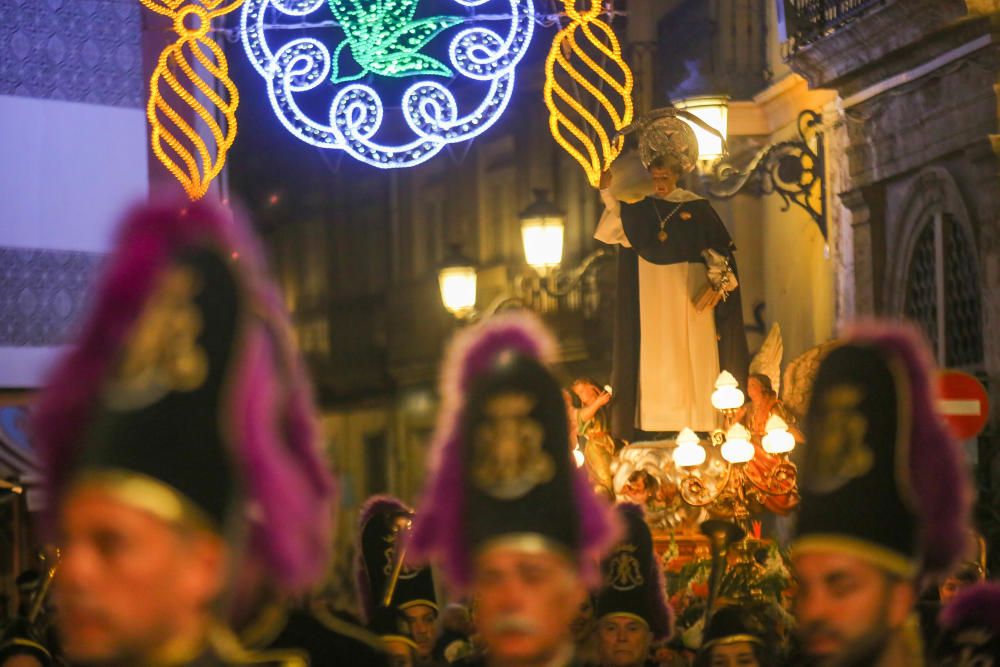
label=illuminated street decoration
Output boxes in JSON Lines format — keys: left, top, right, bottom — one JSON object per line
{"left": 328, "top": 0, "right": 464, "bottom": 82}
{"left": 140, "top": 0, "right": 243, "bottom": 200}
{"left": 544, "top": 0, "right": 633, "bottom": 187}
{"left": 241, "top": 0, "right": 535, "bottom": 168}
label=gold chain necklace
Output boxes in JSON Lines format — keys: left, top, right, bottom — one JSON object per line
{"left": 650, "top": 199, "right": 684, "bottom": 243}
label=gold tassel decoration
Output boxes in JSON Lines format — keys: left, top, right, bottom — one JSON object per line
{"left": 544, "top": 0, "right": 634, "bottom": 188}
{"left": 140, "top": 1, "right": 243, "bottom": 200}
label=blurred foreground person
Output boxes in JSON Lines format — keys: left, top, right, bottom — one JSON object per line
{"left": 790, "top": 324, "right": 972, "bottom": 667}
{"left": 931, "top": 581, "right": 1000, "bottom": 665}
{"left": 356, "top": 496, "right": 441, "bottom": 667}
{"left": 33, "top": 196, "right": 336, "bottom": 666}
{"left": 592, "top": 504, "right": 672, "bottom": 667}
{"left": 410, "top": 313, "right": 618, "bottom": 667}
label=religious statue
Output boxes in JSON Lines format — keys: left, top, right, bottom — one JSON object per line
{"left": 569, "top": 378, "right": 617, "bottom": 500}
{"left": 595, "top": 110, "right": 750, "bottom": 441}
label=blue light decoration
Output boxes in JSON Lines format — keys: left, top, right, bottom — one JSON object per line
{"left": 241, "top": 0, "right": 535, "bottom": 168}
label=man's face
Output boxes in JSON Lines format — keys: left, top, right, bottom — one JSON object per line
{"left": 793, "top": 551, "right": 914, "bottom": 665}
{"left": 649, "top": 167, "right": 679, "bottom": 198}
{"left": 401, "top": 604, "right": 438, "bottom": 659}
{"left": 473, "top": 546, "right": 586, "bottom": 667}
{"left": 54, "top": 488, "right": 224, "bottom": 665}
{"left": 596, "top": 615, "right": 651, "bottom": 667}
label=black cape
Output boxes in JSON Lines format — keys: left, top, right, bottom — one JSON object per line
{"left": 609, "top": 196, "right": 749, "bottom": 441}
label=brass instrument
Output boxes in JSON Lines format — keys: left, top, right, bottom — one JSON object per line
{"left": 699, "top": 519, "right": 743, "bottom": 618}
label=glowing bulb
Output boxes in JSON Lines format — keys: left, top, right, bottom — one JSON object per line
{"left": 673, "top": 427, "right": 706, "bottom": 467}
{"left": 721, "top": 423, "right": 754, "bottom": 463}
{"left": 521, "top": 219, "right": 564, "bottom": 269}
{"left": 438, "top": 266, "right": 477, "bottom": 316}
{"left": 762, "top": 414, "right": 795, "bottom": 454}
{"left": 573, "top": 448, "right": 585, "bottom": 467}
{"left": 673, "top": 96, "right": 728, "bottom": 162}
{"left": 711, "top": 371, "right": 745, "bottom": 411}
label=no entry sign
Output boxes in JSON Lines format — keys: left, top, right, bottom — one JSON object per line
{"left": 937, "top": 370, "right": 989, "bottom": 440}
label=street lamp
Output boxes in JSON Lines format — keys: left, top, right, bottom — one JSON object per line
{"left": 438, "top": 245, "right": 478, "bottom": 318}
{"left": 519, "top": 189, "right": 565, "bottom": 271}
{"left": 673, "top": 95, "right": 729, "bottom": 164}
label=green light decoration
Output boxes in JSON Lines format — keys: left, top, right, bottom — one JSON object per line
{"left": 328, "top": 0, "right": 464, "bottom": 83}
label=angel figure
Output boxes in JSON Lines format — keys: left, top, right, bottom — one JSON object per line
{"left": 735, "top": 324, "right": 804, "bottom": 516}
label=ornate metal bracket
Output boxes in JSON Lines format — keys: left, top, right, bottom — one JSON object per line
{"left": 708, "top": 110, "right": 827, "bottom": 241}
{"left": 522, "top": 247, "right": 614, "bottom": 297}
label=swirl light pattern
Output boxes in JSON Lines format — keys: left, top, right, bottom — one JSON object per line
{"left": 141, "top": 0, "right": 243, "bottom": 200}
{"left": 544, "top": 0, "right": 632, "bottom": 187}
{"left": 241, "top": 0, "right": 535, "bottom": 168}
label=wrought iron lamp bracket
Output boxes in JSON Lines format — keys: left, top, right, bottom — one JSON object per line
{"left": 522, "top": 247, "right": 614, "bottom": 298}
{"left": 707, "top": 109, "right": 827, "bottom": 241}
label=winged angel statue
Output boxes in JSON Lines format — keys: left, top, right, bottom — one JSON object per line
{"left": 241, "top": 0, "right": 536, "bottom": 167}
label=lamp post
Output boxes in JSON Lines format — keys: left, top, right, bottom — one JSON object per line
{"left": 674, "top": 372, "right": 798, "bottom": 532}
{"left": 437, "top": 245, "right": 479, "bottom": 319}
{"left": 437, "top": 190, "right": 613, "bottom": 320}
{"left": 519, "top": 189, "right": 566, "bottom": 272}
{"left": 673, "top": 95, "right": 729, "bottom": 165}
{"left": 517, "top": 189, "right": 612, "bottom": 299}
{"left": 673, "top": 97, "right": 828, "bottom": 242}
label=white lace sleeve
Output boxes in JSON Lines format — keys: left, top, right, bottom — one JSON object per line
{"left": 594, "top": 189, "right": 631, "bottom": 247}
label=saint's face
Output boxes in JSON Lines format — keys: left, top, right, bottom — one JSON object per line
{"left": 54, "top": 487, "right": 223, "bottom": 665}
{"left": 793, "top": 551, "right": 914, "bottom": 665}
{"left": 473, "top": 546, "right": 585, "bottom": 666}
{"left": 596, "top": 615, "right": 652, "bottom": 667}
{"left": 649, "top": 167, "right": 679, "bottom": 198}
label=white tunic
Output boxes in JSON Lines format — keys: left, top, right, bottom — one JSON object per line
{"left": 596, "top": 189, "right": 720, "bottom": 432}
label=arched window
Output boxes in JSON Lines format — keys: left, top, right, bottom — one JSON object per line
{"left": 903, "top": 212, "right": 983, "bottom": 367}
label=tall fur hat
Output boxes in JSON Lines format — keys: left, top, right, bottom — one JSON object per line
{"left": 409, "top": 312, "right": 617, "bottom": 591}
{"left": 32, "top": 194, "right": 336, "bottom": 592}
{"left": 792, "top": 322, "right": 972, "bottom": 579}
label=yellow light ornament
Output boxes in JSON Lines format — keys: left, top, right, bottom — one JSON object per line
{"left": 140, "top": 1, "right": 243, "bottom": 200}
{"left": 544, "top": 0, "right": 634, "bottom": 188}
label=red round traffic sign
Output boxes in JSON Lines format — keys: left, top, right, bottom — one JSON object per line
{"left": 937, "top": 370, "right": 989, "bottom": 440}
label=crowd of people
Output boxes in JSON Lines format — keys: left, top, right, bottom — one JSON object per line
{"left": 0, "top": 193, "right": 995, "bottom": 667}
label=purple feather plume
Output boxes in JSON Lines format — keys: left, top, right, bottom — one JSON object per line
{"left": 939, "top": 582, "right": 1000, "bottom": 631}
{"left": 32, "top": 192, "right": 335, "bottom": 592}
{"left": 846, "top": 321, "right": 972, "bottom": 577}
{"left": 354, "top": 494, "right": 413, "bottom": 624}
{"left": 410, "top": 312, "right": 618, "bottom": 592}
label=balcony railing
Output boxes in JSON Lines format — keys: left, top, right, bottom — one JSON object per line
{"left": 783, "top": 0, "right": 886, "bottom": 51}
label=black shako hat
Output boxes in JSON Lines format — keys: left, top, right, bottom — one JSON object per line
{"left": 701, "top": 605, "right": 765, "bottom": 650}
{"left": 594, "top": 503, "right": 673, "bottom": 639}
{"left": 410, "top": 313, "right": 616, "bottom": 591}
{"left": 792, "top": 324, "right": 971, "bottom": 579}
{"left": 75, "top": 244, "right": 241, "bottom": 529}
{"left": 356, "top": 495, "right": 437, "bottom": 628}
{"left": 33, "top": 196, "right": 336, "bottom": 593}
